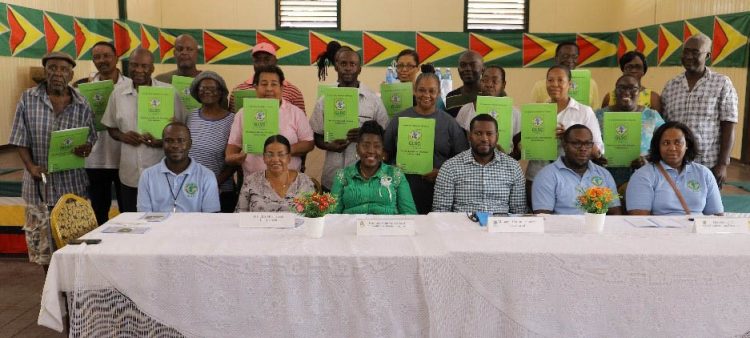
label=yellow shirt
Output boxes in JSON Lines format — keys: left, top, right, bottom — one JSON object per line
{"left": 530, "top": 77, "right": 600, "bottom": 108}
{"left": 606, "top": 88, "right": 653, "bottom": 107}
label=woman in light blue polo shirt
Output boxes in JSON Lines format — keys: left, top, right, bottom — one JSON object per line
{"left": 626, "top": 122, "right": 723, "bottom": 215}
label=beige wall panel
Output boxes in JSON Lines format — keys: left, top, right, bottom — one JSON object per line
{"left": 652, "top": 0, "right": 750, "bottom": 23}
{"left": 127, "top": 0, "right": 162, "bottom": 26}
{"left": 158, "top": 0, "right": 274, "bottom": 29}
{"left": 342, "top": 0, "right": 464, "bottom": 31}
{"left": 4, "top": 0, "right": 117, "bottom": 17}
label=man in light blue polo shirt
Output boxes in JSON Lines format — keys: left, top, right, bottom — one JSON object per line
{"left": 532, "top": 124, "right": 621, "bottom": 215}
{"left": 137, "top": 122, "right": 220, "bottom": 213}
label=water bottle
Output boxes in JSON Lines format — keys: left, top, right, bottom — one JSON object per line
{"left": 435, "top": 67, "right": 443, "bottom": 81}
{"left": 385, "top": 66, "right": 396, "bottom": 84}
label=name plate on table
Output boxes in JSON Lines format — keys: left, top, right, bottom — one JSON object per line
{"left": 356, "top": 216, "right": 416, "bottom": 236}
{"left": 487, "top": 216, "right": 545, "bottom": 233}
{"left": 693, "top": 217, "right": 749, "bottom": 234}
{"left": 239, "top": 212, "right": 295, "bottom": 228}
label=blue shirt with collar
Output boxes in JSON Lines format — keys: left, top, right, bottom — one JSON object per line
{"left": 625, "top": 161, "right": 723, "bottom": 215}
{"left": 532, "top": 157, "right": 621, "bottom": 215}
{"left": 137, "top": 157, "right": 220, "bottom": 213}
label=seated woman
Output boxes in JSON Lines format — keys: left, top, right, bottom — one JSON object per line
{"left": 235, "top": 135, "right": 315, "bottom": 212}
{"left": 600, "top": 51, "right": 662, "bottom": 112}
{"left": 331, "top": 120, "right": 416, "bottom": 214}
{"left": 595, "top": 74, "right": 665, "bottom": 187}
{"left": 626, "top": 122, "right": 723, "bottom": 216}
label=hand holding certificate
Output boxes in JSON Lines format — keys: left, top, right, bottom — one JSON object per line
{"left": 323, "top": 87, "right": 359, "bottom": 142}
{"left": 137, "top": 86, "right": 175, "bottom": 137}
{"left": 48, "top": 127, "right": 89, "bottom": 172}
{"left": 242, "top": 98, "right": 280, "bottom": 154}
{"left": 603, "top": 112, "right": 642, "bottom": 167}
{"left": 396, "top": 117, "right": 435, "bottom": 174}
{"left": 521, "top": 104, "right": 558, "bottom": 161}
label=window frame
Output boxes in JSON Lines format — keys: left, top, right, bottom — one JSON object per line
{"left": 276, "top": 0, "right": 341, "bottom": 30}
{"left": 464, "top": 0, "right": 529, "bottom": 33}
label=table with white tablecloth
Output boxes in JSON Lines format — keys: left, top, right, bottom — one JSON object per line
{"left": 39, "top": 213, "right": 750, "bottom": 337}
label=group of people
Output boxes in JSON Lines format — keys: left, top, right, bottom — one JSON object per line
{"left": 10, "top": 32, "right": 737, "bottom": 267}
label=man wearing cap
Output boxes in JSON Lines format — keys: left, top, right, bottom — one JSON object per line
{"left": 74, "top": 41, "right": 131, "bottom": 224}
{"left": 9, "top": 51, "right": 97, "bottom": 269}
{"left": 102, "top": 47, "right": 186, "bottom": 212}
{"left": 154, "top": 34, "right": 202, "bottom": 84}
{"left": 229, "top": 42, "right": 306, "bottom": 112}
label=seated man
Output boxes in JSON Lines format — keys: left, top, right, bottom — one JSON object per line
{"left": 433, "top": 114, "right": 526, "bottom": 214}
{"left": 137, "top": 122, "right": 220, "bottom": 213}
{"left": 532, "top": 124, "right": 621, "bottom": 215}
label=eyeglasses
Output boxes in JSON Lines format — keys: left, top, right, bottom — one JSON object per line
{"left": 682, "top": 48, "right": 707, "bottom": 57}
{"left": 615, "top": 85, "right": 640, "bottom": 93}
{"left": 396, "top": 63, "right": 417, "bottom": 70}
{"left": 263, "top": 152, "right": 289, "bottom": 159}
{"left": 566, "top": 141, "right": 594, "bottom": 149}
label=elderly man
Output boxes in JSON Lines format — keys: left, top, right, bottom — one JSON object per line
{"left": 229, "top": 42, "right": 305, "bottom": 112}
{"left": 310, "top": 47, "right": 389, "bottom": 191}
{"left": 74, "top": 41, "right": 130, "bottom": 224}
{"left": 137, "top": 122, "right": 220, "bottom": 213}
{"left": 433, "top": 114, "right": 526, "bottom": 213}
{"left": 102, "top": 47, "right": 185, "bottom": 212}
{"left": 529, "top": 41, "right": 600, "bottom": 108}
{"left": 444, "top": 51, "right": 484, "bottom": 117}
{"left": 532, "top": 124, "right": 620, "bottom": 215}
{"left": 154, "top": 34, "right": 202, "bottom": 84}
{"left": 9, "top": 51, "right": 96, "bottom": 268}
{"left": 660, "top": 33, "right": 738, "bottom": 187}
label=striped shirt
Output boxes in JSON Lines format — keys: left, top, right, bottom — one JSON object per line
{"left": 188, "top": 109, "right": 235, "bottom": 192}
{"left": 660, "top": 68, "right": 738, "bottom": 168}
{"left": 9, "top": 83, "right": 97, "bottom": 206}
{"left": 229, "top": 78, "right": 306, "bottom": 113}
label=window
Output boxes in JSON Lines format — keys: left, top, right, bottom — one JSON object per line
{"left": 465, "top": 0, "right": 528, "bottom": 31}
{"left": 277, "top": 0, "right": 340, "bottom": 29}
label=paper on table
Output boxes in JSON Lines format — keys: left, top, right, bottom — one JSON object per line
{"left": 625, "top": 217, "right": 688, "bottom": 228}
{"left": 101, "top": 226, "right": 150, "bottom": 234}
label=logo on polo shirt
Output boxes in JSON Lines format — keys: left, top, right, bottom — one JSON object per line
{"left": 687, "top": 180, "right": 700, "bottom": 192}
{"left": 591, "top": 176, "right": 603, "bottom": 186}
{"left": 184, "top": 182, "right": 198, "bottom": 197}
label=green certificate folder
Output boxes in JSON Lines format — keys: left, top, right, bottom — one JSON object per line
{"left": 569, "top": 69, "right": 591, "bottom": 106}
{"left": 232, "top": 89, "right": 256, "bottom": 111}
{"left": 48, "top": 127, "right": 88, "bottom": 173}
{"left": 475, "top": 96, "right": 513, "bottom": 151}
{"left": 242, "top": 98, "right": 280, "bottom": 154}
{"left": 380, "top": 82, "right": 412, "bottom": 117}
{"left": 317, "top": 83, "right": 336, "bottom": 100}
{"left": 521, "top": 103, "right": 558, "bottom": 161}
{"left": 323, "top": 87, "right": 359, "bottom": 142}
{"left": 604, "top": 112, "right": 642, "bottom": 167}
{"left": 78, "top": 80, "right": 114, "bottom": 131}
{"left": 137, "top": 86, "right": 175, "bottom": 137}
{"left": 396, "top": 117, "right": 435, "bottom": 175}
{"left": 171, "top": 75, "right": 201, "bottom": 111}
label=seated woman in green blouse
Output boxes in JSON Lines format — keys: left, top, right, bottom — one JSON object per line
{"left": 331, "top": 121, "right": 417, "bottom": 214}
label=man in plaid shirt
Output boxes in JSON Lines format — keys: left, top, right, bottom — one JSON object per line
{"left": 661, "top": 33, "right": 738, "bottom": 187}
{"left": 433, "top": 114, "right": 526, "bottom": 214}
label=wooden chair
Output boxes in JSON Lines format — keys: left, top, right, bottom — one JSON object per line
{"left": 309, "top": 176, "right": 323, "bottom": 193}
{"left": 50, "top": 194, "right": 99, "bottom": 249}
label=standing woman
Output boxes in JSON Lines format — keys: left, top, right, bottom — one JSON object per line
{"left": 600, "top": 51, "right": 662, "bottom": 112}
{"left": 394, "top": 49, "right": 446, "bottom": 111}
{"left": 383, "top": 65, "right": 469, "bottom": 214}
{"left": 331, "top": 121, "right": 416, "bottom": 214}
{"left": 188, "top": 71, "right": 236, "bottom": 212}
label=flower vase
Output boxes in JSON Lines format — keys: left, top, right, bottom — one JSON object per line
{"left": 305, "top": 216, "right": 325, "bottom": 238}
{"left": 584, "top": 212, "right": 606, "bottom": 233}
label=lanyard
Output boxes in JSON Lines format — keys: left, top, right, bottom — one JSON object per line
{"left": 164, "top": 173, "right": 188, "bottom": 213}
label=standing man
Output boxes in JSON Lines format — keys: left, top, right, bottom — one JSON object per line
{"left": 433, "top": 114, "right": 526, "bottom": 213}
{"left": 137, "top": 122, "right": 220, "bottom": 213}
{"left": 228, "top": 42, "right": 306, "bottom": 112}
{"left": 661, "top": 33, "right": 738, "bottom": 187}
{"left": 530, "top": 41, "right": 600, "bottom": 108}
{"left": 154, "top": 34, "right": 202, "bottom": 84}
{"left": 309, "top": 47, "right": 389, "bottom": 191}
{"left": 102, "top": 47, "right": 185, "bottom": 212}
{"left": 444, "top": 51, "right": 484, "bottom": 118}
{"left": 9, "top": 52, "right": 96, "bottom": 268}
{"left": 75, "top": 41, "right": 130, "bottom": 224}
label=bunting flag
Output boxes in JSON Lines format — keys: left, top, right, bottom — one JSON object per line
{"left": 362, "top": 31, "right": 411, "bottom": 66}
{"left": 256, "top": 31, "right": 306, "bottom": 60}
{"left": 7, "top": 5, "right": 43, "bottom": 56}
{"left": 577, "top": 33, "right": 617, "bottom": 67}
{"left": 73, "top": 18, "right": 110, "bottom": 59}
{"left": 711, "top": 16, "right": 748, "bottom": 66}
{"left": 522, "top": 33, "right": 557, "bottom": 67}
{"left": 113, "top": 20, "right": 140, "bottom": 58}
{"left": 0, "top": 2, "right": 747, "bottom": 68}
{"left": 416, "top": 32, "right": 465, "bottom": 64}
{"left": 202, "top": 30, "right": 251, "bottom": 64}
{"left": 469, "top": 33, "right": 520, "bottom": 64}
{"left": 43, "top": 13, "right": 73, "bottom": 53}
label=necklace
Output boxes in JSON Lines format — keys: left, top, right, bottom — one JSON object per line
{"left": 164, "top": 173, "right": 188, "bottom": 213}
{"left": 266, "top": 170, "right": 290, "bottom": 188}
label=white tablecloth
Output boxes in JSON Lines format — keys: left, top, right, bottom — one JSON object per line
{"left": 39, "top": 213, "right": 750, "bottom": 337}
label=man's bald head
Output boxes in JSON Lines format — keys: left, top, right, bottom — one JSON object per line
{"left": 174, "top": 34, "right": 199, "bottom": 71}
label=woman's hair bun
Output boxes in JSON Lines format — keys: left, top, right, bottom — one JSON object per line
{"left": 420, "top": 63, "right": 435, "bottom": 74}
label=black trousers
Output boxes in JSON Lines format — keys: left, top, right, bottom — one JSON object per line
{"left": 405, "top": 174, "right": 435, "bottom": 215}
{"left": 120, "top": 184, "right": 138, "bottom": 212}
{"left": 220, "top": 191, "right": 238, "bottom": 213}
{"left": 86, "top": 169, "right": 122, "bottom": 225}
